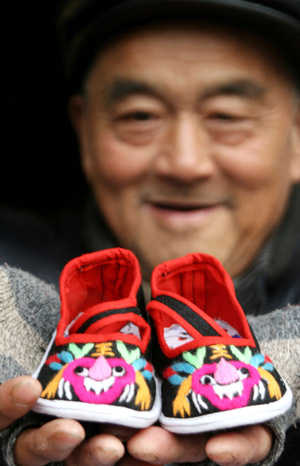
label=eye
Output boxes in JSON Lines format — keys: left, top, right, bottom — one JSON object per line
{"left": 216, "top": 113, "right": 232, "bottom": 120}
{"left": 122, "top": 111, "right": 153, "bottom": 121}
{"left": 238, "top": 367, "right": 250, "bottom": 379}
{"left": 116, "top": 110, "right": 158, "bottom": 127}
{"left": 74, "top": 366, "right": 89, "bottom": 377}
{"left": 113, "top": 109, "right": 163, "bottom": 145}
{"left": 112, "top": 366, "right": 126, "bottom": 377}
{"left": 200, "top": 375, "right": 215, "bottom": 385}
{"left": 203, "top": 107, "right": 254, "bottom": 146}
{"left": 209, "top": 112, "right": 245, "bottom": 122}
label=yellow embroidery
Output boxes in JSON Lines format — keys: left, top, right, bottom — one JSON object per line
{"left": 135, "top": 371, "right": 151, "bottom": 410}
{"left": 210, "top": 344, "right": 232, "bottom": 360}
{"left": 258, "top": 368, "right": 282, "bottom": 400}
{"left": 41, "top": 366, "right": 66, "bottom": 399}
{"left": 173, "top": 375, "right": 192, "bottom": 417}
{"left": 92, "top": 342, "right": 115, "bottom": 357}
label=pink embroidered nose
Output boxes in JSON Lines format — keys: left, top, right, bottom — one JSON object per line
{"left": 89, "top": 356, "right": 112, "bottom": 381}
{"left": 215, "top": 358, "right": 239, "bottom": 385}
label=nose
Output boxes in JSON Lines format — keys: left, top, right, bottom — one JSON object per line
{"left": 214, "top": 358, "right": 239, "bottom": 385}
{"left": 89, "top": 356, "right": 112, "bottom": 381}
{"left": 153, "top": 113, "right": 215, "bottom": 182}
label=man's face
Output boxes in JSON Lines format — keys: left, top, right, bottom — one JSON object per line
{"left": 72, "top": 24, "right": 300, "bottom": 279}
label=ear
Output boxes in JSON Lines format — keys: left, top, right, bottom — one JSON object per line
{"left": 68, "top": 95, "right": 93, "bottom": 183}
{"left": 290, "top": 100, "right": 300, "bottom": 183}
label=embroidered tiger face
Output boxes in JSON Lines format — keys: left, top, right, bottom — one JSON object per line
{"left": 191, "top": 357, "right": 261, "bottom": 410}
{"left": 59, "top": 355, "right": 136, "bottom": 404}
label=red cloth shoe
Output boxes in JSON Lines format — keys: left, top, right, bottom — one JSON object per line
{"left": 147, "top": 252, "right": 292, "bottom": 433}
{"left": 32, "top": 248, "right": 160, "bottom": 428}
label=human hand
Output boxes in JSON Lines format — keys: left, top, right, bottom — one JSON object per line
{"left": 1, "top": 376, "right": 272, "bottom": 466}
{"left": 14, "top": 421, "right": 131, "bottom": 466}
{"left": 2, "top": 376, "right": 142, "bottom": 466}
{"left": 126, "top": 424, "right": 273, "bottom": 466}
{"left": 13, "top": 422, "right": 273, "bottom": 466}
{"left": 0, "top": 375, "right": 42, "bottom": 431}
{"left": 0, "top": 376, "right": 121, "bottom": 466}
{"left": 14, "top": 418, "right": 272, "bottom": 466}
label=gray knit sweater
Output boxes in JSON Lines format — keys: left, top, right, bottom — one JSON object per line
{"left": 0, "top": 265, "right": 299, "bottom": 466}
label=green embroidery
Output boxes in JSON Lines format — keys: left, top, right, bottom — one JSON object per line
{"left": 182, "top": 347, "right": 206, "bottom": 368}
{"left": 68, "top": 342, "right": 94, "bottom": 359}
{"left": 230, "top": 345, "right": 252, "bottom": 363}
{"left": 116, "top": 341, "right": 141, "bottom": 364}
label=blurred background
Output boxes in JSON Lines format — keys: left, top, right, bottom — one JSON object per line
{"left": 1, "top": 1, "right": 88, "bottom": 215}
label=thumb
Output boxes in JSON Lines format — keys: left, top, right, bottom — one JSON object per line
{"left": 0, "top": 376, "right": 42, "bottom": 430}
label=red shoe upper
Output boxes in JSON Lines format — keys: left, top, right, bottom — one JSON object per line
{"left": 56, "top": 248, "right": 150, "bottom": 352}
{"left": 147, "top": 252, "right": 256, "bottom": 358}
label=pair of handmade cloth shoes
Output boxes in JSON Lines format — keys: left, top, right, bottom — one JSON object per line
{"left": 32, "top": 248, "right": 292, "bottom": 433}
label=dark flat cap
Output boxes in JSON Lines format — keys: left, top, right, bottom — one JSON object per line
{"left": 57, "top": 0, "right": 300, "bottom": 90}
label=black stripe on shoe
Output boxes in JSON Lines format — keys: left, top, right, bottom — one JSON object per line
{"left": 76, "top": 307, "right": 141, "bottom": 334}
{"left": 154, "top": 295, "right": 221, "bottom": 337}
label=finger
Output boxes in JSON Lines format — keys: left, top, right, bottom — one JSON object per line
{"left": 118, "top": 452, "right": 163, "bottom": 466}
{"left": 65, "top": 433, "right": 126, "bottom": 466}
{"left": 206, "top": 425, "right": 273, "bottom": 466}
{"left": 99, "top": 424, "right": 138, "bottom": 442}
{"left": 14, "top": 418, "right": 85, "bottom": 466}
{"left": 0, "top": 376, "right": 42, "bottom": 430}
{"left": 127, "top": 426, "right": 209, "bottom": 464}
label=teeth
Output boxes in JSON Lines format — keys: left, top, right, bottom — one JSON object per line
{"left": 103, "top": 378, "right": 114, "bottom": 392}
{"left": 258, "top": 381, "right": 266, "bottom": 400}
{"left": 192, "top": 391, "right": 201, "bottom": 413}
{"left": 119, "top": 384, "right": 130, "bottom": 403}
{"left": 84, "top": 377, "right": 93, "bottom": 393}
{"left": 252, "top": 382, "right": 266, "bottom": 401}
{"left": 192, "top": 392, "right": 209, "bottom": 413}
{"left": 198, "top": 394, "right": 208, "bottom": 410}
{"left": 95, "top": 382, "right": 103, "bottom": 396}
{"left": 127, "top": 383, "right": 135, "bottom": 402}
{"left": 58, "top": 378, "right": 64, "bottom": 399}
{"left": 65, "top": 381, "right": 73, "bottom": 400}
{"left": 84, "top": 376, "right": 114, "bottom": 395}
{"left": 214, "top": 381, "right": 243, "bottom": 400}
{"left": 119, "top": 383, "right": 135, "bottom": 403}
{"left": 253, "top": 384, "right": 258, "bottom": 401}
{"left": 234, "top": 384, "right": 243, "bottom": 398}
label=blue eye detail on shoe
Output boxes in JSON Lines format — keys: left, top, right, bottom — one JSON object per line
{"left": 49, "top": 362, "right": 64, "bottom": 371}
{"left": 171, "top": 362, "right": 195, "bottom": 375}
{"left": 132, "top": 358, "right": 147, "bottom": 371}
{"left": 58, "top": 351, "right": 74, "bottom": 364}
{"left": 250, "top": 353, "right": 274, "bottom": 371}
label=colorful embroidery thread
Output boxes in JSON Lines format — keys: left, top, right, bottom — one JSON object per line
{"left": 41, "top": 340, "right": 154, "bottom": 411}
{"left": 163, "top": 345, "right": 282, "bottom": 417}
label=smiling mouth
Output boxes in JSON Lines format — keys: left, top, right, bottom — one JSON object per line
{"left": 149, "top": 200, "right": 222, "bottom": 212}
{"left": 144, "top": 199, "right": 225, "bottom": 229}
{"left": 84, "top": 376, "right": 115, "bottom": 395}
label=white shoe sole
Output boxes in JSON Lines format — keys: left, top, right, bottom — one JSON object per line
{"left": 159, "top": 384, "right": 293, "bottom": 433}
{"left": 32, "top": 385, "right": 161, "bottom": 428}
{"left": 32, "top": 332, "right": 161, "bottom": 427}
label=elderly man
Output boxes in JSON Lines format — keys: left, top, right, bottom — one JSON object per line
{"left": 1, "top": 0, "right": 300, "bottom": 465}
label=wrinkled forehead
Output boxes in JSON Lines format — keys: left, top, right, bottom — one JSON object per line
{"left": 58, "top": 0, "right": 300, "bottom": 95}
{"left": 83, "top": 20, "right": 297, "bottom": 93}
